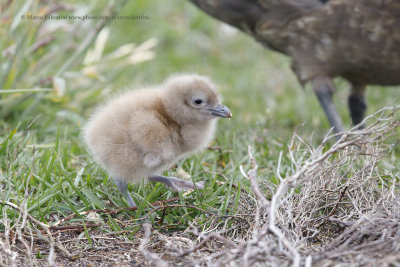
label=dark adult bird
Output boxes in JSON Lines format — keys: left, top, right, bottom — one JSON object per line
{"left": 189, "top": 0, "right": 400, "bottom": 134}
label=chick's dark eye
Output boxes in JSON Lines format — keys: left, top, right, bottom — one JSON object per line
{"left": 194, "top": 99, "right": 203, "bottom": 105}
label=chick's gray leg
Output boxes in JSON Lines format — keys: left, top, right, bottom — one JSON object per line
{"left": 114, "top": 179, "right": 136, "bottom": 207}
{"left": 148, "top": 175, "right": 205, "bottom": 191}
{"left": 311, "top": 77, "right": 345, "bottom": 135}
{"left": 348, "top": 84, "right": 367, "bottom": 129}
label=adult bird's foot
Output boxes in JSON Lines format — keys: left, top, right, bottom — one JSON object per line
{"left": 149, "top": 175, "right": 205, "bottom": 191}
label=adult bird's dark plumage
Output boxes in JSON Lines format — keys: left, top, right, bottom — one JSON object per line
{"left": 189, "top": 0, "right": 400, "bottom": 134}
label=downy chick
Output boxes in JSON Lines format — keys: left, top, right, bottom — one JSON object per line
{"left": 83, "top": 74, "right": 232, "bottom": 206}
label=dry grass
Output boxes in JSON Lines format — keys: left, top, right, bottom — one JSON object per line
{"left": 1, "top": 105, "right": 399, "bottom": 266}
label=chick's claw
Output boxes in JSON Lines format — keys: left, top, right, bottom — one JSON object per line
{"left": 149, "top": 175, "right": 205, "bottom": 191}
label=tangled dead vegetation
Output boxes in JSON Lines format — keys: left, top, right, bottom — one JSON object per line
{"left": 185, "top": 104, "right": 400, "bottom": 267}
{"left": 233, "top": 105, "right": 400, "bottom": 267}
{"left": 1, "top": 105, "right": 399, "bottom": 266}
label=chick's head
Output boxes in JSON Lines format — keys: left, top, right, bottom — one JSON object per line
{"left": 161, "top": 74, "right": 231, "bottom": 124}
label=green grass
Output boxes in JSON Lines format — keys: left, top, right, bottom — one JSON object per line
{"left": 1, "top": 0, "right": 399, "bottom": 239}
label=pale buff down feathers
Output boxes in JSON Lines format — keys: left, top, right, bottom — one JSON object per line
{"left": 83, "top": 74, "right": 231, "bottom": 186}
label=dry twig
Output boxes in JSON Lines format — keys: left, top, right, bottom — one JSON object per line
{"left": 138, "top": 223, "right": 169, "bottom": 267}
{"left": 179, "top": 232, "right": 238, "bottom": 257}
{"left": 51, "top": 196, "right": 180, "bottom": 227}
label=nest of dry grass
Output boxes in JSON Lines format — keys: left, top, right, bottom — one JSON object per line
{"left": 1, "top": 105, "right": 399, "bottom": 267}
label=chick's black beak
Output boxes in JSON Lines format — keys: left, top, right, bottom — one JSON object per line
{"left": 208, "top": 104, "right": 232, "bottom": 118}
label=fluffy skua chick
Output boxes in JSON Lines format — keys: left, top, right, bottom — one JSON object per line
{"left": 83, "top": 74, "right": 232, "bottom": 207}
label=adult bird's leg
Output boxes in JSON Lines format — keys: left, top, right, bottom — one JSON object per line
{"left": 148, "top": 175, "right": 205, "bottom": 191}
{"left": 348, "top": 84, "right": 367, "bottom": 129}
{"left": 311, "top": 77, "right": 345, "bottom": 135}
{"left": 114, "top": 179, "right": 136, "bottom": 207}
